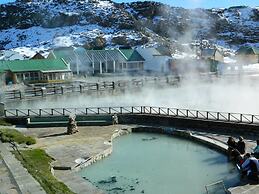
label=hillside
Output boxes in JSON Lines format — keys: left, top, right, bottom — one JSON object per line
{"left": 0, "top": 0, "right": 258, "bottom": 56}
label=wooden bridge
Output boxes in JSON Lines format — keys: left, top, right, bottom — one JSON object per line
{"left": 2, "top": 106, "right": 259, "bottom": 134}
{"left": 2, "top": 106, "right": 259, "bottom": 124}
{"left": 1, "top": 76, "right": 179, "bottom": 101}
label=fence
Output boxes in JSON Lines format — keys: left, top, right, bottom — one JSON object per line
{"left": 3, "top": 76, "right": 179, "bottom": 101}
{"left": 4, "top": 106, "right": 259, "bottom": 125}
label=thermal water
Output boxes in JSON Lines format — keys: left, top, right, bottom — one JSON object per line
{"left": 79, "top": 133, "right": 240, "bottom": 194}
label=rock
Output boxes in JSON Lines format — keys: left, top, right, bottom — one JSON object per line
{"left": 67, "top": 116, "right": 78, "bottom": 135}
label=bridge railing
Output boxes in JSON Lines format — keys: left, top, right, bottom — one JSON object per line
{"left": 4, "top": 106, "right": 259, "bottom": 125}
{"left": 3, "top": 76, "right": 180, "bottom": 101}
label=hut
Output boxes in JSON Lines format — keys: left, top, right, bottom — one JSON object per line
{"left": 0, "top": 58, "right": 72, "bottom": 85}
{"left": 136, "top": 47, "right": 172, "bottom": 74}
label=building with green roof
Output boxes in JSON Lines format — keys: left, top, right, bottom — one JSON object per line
{"left": 236, "top": 46, "right": 259, "bottom": 64}
{"left": 0, "top": 58, "right": 71, "bottom": 85}
{"left": 117, "top": 49, "right": 145, "bottom": 73}
{"left": 48, "top": 47, "right": 145, "bottom": 75}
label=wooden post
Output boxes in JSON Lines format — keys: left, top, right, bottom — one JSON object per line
{"left": 0, "top": 102, "right": 4, "bottom": 117}
{"left": 41, "top": 87, "right": 46, "bottom": 97}
{"left": 112, "top": 82, "right": 115, "bottom": 90}
{"left": 79, "top": 85, "right": 83, "bottom": 93}
{"left": 61, "top": 86, "right": 65, "bottom": 94}
{"left": 54, "top": 86, "right": 57, "bottom": 94}
{"left": 19, "top": 90, "right": 22, "bottom": 99}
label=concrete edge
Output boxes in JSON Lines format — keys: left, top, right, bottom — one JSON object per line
{"left": 0, "top": 142, "right": 46, "bottom": 194}
{"left": 73, "top": 128, "right": 131, "bottom": 171}
{"left": 0, "top": 153, "right": 22, "bottom": 194}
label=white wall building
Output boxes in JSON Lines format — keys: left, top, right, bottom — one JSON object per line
{"left": 136, "top": 47, "right": 172, "bottom": 74}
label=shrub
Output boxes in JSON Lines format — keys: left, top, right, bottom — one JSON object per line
{"left": 0, "top": 128, "right": 36, "bottom": 145}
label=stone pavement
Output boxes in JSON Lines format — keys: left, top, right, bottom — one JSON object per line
{"left": 0, "top": 155, "right": 20, "bottom": 194}
{"left": 0, "top": 142, "right": 46, "bottom": 194}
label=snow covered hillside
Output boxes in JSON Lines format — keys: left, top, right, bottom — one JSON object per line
{"left": 0, "top": 0, "right": 258, "bottom": 57}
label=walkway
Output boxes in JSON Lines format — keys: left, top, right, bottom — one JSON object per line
{"left": 0, "top": 155, "right": 20, "bottom": 194}
{"left": 0, "top": 142, "right": 46, "bottom": 194}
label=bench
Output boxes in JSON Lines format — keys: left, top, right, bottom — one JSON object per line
{"left": 27, "top": 115, "right": 113, "bottom": 128}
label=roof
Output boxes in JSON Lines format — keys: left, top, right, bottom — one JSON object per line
{"left": 0, "top": 58, "right": 70, "bottom": 73}
{"left": 85, "top": 49, "right": 122, "bottom": 62}
{"left": 118, "top": 49, "right": 145, "bottom": 61}
{"left": 51, "top": 47, "right": 76, "bottom": 62}
{"left": 0, "top": 63, "right": 8, "bottom": 73}
{"left": 236, "top": 46, "right": 259, "bottom": 55}
{"left": 31, "top": 53, "right": 45, "bottom": 60}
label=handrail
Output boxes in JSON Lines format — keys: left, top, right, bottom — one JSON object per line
{"left": 3, "top": 106, "right": 259, "bottom": 125}
{"left": 3, "top": 76, "right": 180, "bottom": 101}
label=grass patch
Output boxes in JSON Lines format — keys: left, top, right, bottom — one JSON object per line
{"left": 13, "top": 149, "right": 74, "bottom": 194}
{"left": 0, "top": 128, "right": 36, "bottom": 145}
{"left": 0, "top": 119, "right": 11, "bottom": 126}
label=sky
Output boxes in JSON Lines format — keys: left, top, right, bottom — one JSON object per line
{"left": 0, "top": 0, "right": 258, "bottom": 8}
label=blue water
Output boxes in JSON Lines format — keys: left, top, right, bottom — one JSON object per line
{"left": 79, "top": 133, "right": 240, "bottom": 194}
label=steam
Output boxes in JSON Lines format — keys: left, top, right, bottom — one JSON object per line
{"left": 6, "top": 76, "right": 259, "bottom": 115}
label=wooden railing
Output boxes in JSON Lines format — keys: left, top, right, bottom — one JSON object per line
{"left": 4, "top": 106, "right": 259, "bottom": 125}
{"left": 3, "top": 76, "right": 179, "bottom": 101}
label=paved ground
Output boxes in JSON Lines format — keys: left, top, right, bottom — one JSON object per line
{"left": 0, "top": 155, "right": 20, "bottom": 194}
{"left": 24, "top": 125, "right": 135, "bottom": 168}
{"left": 0, "top": 142, "right": 46, "bottom": 194}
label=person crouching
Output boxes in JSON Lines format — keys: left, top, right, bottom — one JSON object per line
{"left": 241, "top": 153, "right": 259, "bottom": 182}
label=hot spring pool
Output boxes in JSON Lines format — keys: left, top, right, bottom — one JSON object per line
{"left": 79, "top": 133, "right": 240, "bottom": 194}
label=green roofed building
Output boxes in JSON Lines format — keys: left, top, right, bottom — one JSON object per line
{"left": 118, "top": 49, "right": 145, "bottom": 73}
{"left": 48, "top": 47, "right": 145, "bottom": 75}
{"left": 236, "top": 46, "right": 259, "bottom": 64}
{"left": 0, "top": 58, "right": 72, "bottom": 85}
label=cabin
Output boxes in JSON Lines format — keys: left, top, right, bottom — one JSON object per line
{"left": 236, "top": 46, "right": 259, "bottom": 64}
{"left": 48, "top": 47, "right": 79, "bottom": 74}
{"left": 0, "top": 58, "right": 72, "bottom": 85}
{"left": 85, "top": 49, "right": 123, "bottom": 74}
{"left": 136, "top": 47, "right": 172, "bottom": 74}
{"left": 118, "top": 49, "right": 145, "bottom": 74}
{"left": 48, "top": 47, "right": 145, "bottom": 75}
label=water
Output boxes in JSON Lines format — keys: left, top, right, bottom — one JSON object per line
{"left": 79, "top": 133, "right": 240, "bottom": 194}
{"left": 6, "top": 80, "right": 259, "bottom": 114}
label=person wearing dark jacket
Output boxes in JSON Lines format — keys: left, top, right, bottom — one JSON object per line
{"left": 227, "top": 137, "right": 237, "bottom": 160}
{"left": 237, "top": 136, "right": 246, "bottom": 155}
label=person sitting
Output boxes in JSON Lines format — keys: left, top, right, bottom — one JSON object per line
{"left": 231, "top": 149, "right": 243, "bottom": 164}
{"left": 237, "top": 136, "right": 246, "bottom": 155}
{"left": 241, "top": 153, "right": 259, "bottom": 182}
{"left": 253, "top": 140, "right": 259, "bottom": 159}
{"left": 227, "top": 137, "right": 237, "bottom": 159}
{"left": 227, "top": 137, "right": 237, "bottom": 149}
